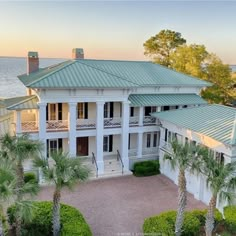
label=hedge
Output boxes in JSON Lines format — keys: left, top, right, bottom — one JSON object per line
{"left": 24, "top": 172, "right": 38, "bottom": 184}
{"left": 143, "top": 209, "right": 223, "bottom": 236}
{"left": 224, "top": 205, "right": 236, "bottom": 233}
{"left": 143, "top": 210, "right": 201, "bottom": 236}
{"left": 7, "top": 201, "right": 92, "bottom": 236}
{"left": 133, "top": 160, "right": 160, "bottom": 177}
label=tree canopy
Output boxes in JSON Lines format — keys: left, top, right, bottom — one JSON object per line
{"left": 143, "top": 29, "right": 186, "bottom": 67}
{"left": 144, "top": 29, "right": 235, "bottom": 105}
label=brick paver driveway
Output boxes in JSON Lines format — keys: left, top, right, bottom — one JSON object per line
{"left": 37, "top": 174, "right": 206, "bottom": 236}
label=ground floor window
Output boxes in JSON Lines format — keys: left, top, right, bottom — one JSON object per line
{"left": 47, "top": 138, "right": 62, "bottom": 157}
{"left": 103, "top": 135, "right": 113, "bottom": 152}
{"left": 146, "top": 133, "right": 151, "bottom": 148}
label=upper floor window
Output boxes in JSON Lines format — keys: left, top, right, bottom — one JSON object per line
{"left": 145, "top": 106, "right": 156, "bottom": 116}
{"left": 77, "top": 103, "right": 88, "bottom": 119}
{"left": 104, "top": 102, "right": 113, "bottom": 118}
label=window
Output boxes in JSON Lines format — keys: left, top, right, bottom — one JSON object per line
{"left": 151, "top": 106, "right": 157, "bottom": 113}
{"left": 153, "top": 133, "right": 158, "bottom": 147}
{"left": 168, "top": 131, "right": 172, "bottom": 143}
{"left": 145, "top": 106, "right": 156, "bottom": 116}
{"left": 216, "top": 152, "right": 224, "bottom": 164}
{"left": 104, "top": 102, "right": 113, "bottom": 118}
{"left": 47, "top": 139, "right": 63, "bottom": 157}
{"left": 183, "top": 105, "right": 188, "bottom": 108}
{"left": 49, "top": 104, "right": 57, "bottom": 120}
{"left": 147, "top": 133, "right": 151, "bottom": 148}
{"left": 77, "top": 103, "right": 84, "bottom": 119}
{"left": 128, "top": 134, "right": 131, "bottom": 149}
{"left": 163, "top": 106, "right": 170, "bottom": 111}
{"left": 103, "top": 135, "right": 113, "bottom": 152}
{"left": 164, "top": 129, "right": 168, "bottom": 142}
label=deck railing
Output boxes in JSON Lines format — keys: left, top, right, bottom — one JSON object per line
{"left": 21, "top": 121, "right": 38, "bottom": 132}
{"left": 117, "top": 150, "right": 124, "bottom": 174}
{"left": 46, "top": 120, "right": 68, "bottom": 131}
{"left": 92, "top": 152, "right": 98, "bottom": 178}
{"left": 143, "top": 116, "right": 156, "bottom": 126}
{"left": 76, "top": 119, "right": 96, "bottom": 129}
{"left": 142, "top": 147, "right": 159, "bottom": 155}
{"left": 129, "top": 116, "right": 139, "bottom": 126}
{"left": 104, "top": 117, "right": 121, "bottom": 128}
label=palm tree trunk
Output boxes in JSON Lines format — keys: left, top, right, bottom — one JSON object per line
{"left": 15, "top": 162, "right": 24, "bottom": 236}
{"left": 175, "top": 169, "right": 187, "bottom": 236}
{"left": 52, "top": 188, "right": 61, "bottom": 236}
{"left": 205, "top": 195, "right": 217, "bottom": 236}
{"left": 0, "top": 218, "right": 4, "bottom": 236}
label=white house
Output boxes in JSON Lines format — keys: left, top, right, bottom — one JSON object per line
{"left": 0, "top": 48, "right": 210, "bottom": 178}
{"left": 152, "top": 104, "right": 236, "bottom": 210}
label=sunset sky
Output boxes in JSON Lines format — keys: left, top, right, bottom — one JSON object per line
{"left": 1, "top": 1, "right": 236, "bottom": 64}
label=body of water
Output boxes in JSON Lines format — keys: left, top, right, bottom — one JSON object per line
{"left": 0, "top": 57, "right": 236, "bottom": 98}
{"left": 0, "top": 57, "right": 65, "bottom": 98}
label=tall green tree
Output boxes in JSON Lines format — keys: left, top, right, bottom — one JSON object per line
{"left": 143, "top": 29, "right": 186, "bottom": 67}
{"left": 0, "top": 133, "right": 42, "bottom": 236}
{"left": 170, "top": 44, "right": 208, "bottom": 78}
{"left": 164, "top": 139, "right": 206, "bottom": 236}
{"left": 197, "top": 153, "right": 236, "bottom": 236}
{"left": 34, "top": 151, "right": 90, "bottom": 236}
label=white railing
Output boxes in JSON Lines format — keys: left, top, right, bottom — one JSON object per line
{"left": 128, "top": 149, "right": 138, "bottom": 157}
{"left": 142, "top": 147, "right": 159, "bottom": 155}
{"left": 46, "top": 120, "right": 68, "bottom": 131}
{"left": 76, "top": 119, "right": 96, "bottom": 129}
{"left": 143, "top": 116, "right": 156, "bottom": 126}
{"left": 104, "top": 117, "right": 121, "bottom": 128}
{"left": 129, "top": 116, "right": 139, "bottom": 126}
{"left": 160, "top": 140, "right": 173, "bottom": 153}
{"left": 21, "top": 121, "right": 38, "bottom": 132}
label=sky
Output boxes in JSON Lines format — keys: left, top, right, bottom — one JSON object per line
{"left": 0, "top": 1, "right": 236, "bottom": 64}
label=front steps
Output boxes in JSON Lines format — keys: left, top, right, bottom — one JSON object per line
{"left": 81, "top": 156, "right": 132, "bottom": 180}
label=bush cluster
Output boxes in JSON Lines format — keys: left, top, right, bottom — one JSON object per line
{"left": 7, "top": 201, "right": 92, "bottom": 236}
{"left": 143, "top": 209, "right": 223, "bottom": 236}
{"left": 24, "top": 172, "right": 38, "bottom": 184}
{"left": 224, "top": 205, "right": 236, "bottom": 233}
{"left": 133, "top": 160, "right": 160, "bottom": 177}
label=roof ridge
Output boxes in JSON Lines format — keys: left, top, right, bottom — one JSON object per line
{"left": 75, "top": 58, "right": 150, "bottom": 63}
{"left": 75, "top": 60, "right": 141, "bottom": 87}
{"left": 27, "top": 60, "right": 74, "bottom": 87}
{"left": 6, "top": 95, "right": 37, "bottom": 109}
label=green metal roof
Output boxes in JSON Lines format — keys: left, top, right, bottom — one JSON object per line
{"left": 152, "top": 104, "right": 236, "bottom": 145}
{"left": 18, "top": 59, "right": 211, "bottom": 89}
{"left": 129, "top": 94, "right": 207, "bottom": 107}
{"left": 1, "top": 95, "right": 38, "bottom": 110}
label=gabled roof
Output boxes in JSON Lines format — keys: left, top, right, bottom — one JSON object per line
{"left": 129, "top": 94, "right": 207, "bottom": 107}
{"left": 152, "top": 104, "right": 236, "bottom": 145}
{"left": 18, "top": 59, "right": 211, "bottom": 89}
{"left": 0, "top": 95, "right": 38, "bottom": 110}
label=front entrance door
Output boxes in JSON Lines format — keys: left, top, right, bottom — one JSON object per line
{"left": 77, "top": 137, "right": 89, "bottom": 156}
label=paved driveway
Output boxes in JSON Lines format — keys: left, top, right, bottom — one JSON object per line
{"left": 37, "top": 175, "right": 206, "bottom": 236}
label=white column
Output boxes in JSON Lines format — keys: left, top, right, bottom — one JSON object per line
{"left": 138, "top": 106, "right": 144, "bottom": 126}
{"left": 69, "top": 102, "right": 77, "bottom": 157}
{"left": 15, "top": 110, "right": 22, "bottom": 136}
{"left": 96, "top": 101, "right": 104, "bottom": 174}
{"left": 137, "top": 131, "right": 143, "bottom": 158}
{"left": 121, "top": 101, "right": 130, "bottom": 171}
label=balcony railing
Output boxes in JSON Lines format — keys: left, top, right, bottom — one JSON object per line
{"left": 142, "top": 147, "right": 159, "bottom": 155}
{"left": 160, "top": 140, "right": 173, "bottom": 153}
{"left": 76, "top": 119, "right": 96, "bottom": 129}
{"left": 143, "top": 116, "right": 156, "bottom": 126}
{"left": 129, "top": 116, "right": 139, "bottom": 126}
{"left": 46, "top": 120, "right": 68, "bottom": 131}
{"left": 22, "top": 121, "right": 38, "bottom": 132}
{"left": 128, "top": 149, "right": 138, "bottom": 157}
{"left": 104, "top": 117, "right": 121, "bottom": 128}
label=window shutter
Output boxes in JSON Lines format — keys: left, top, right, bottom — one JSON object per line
{"left": 130, "top": 107, "right": 134, "bottom": 117}
{"left": 46, "top": 139, "right": 49, "bottom": 158}
{"left": 85, "top": 103, "right": 88, "bottom": 119}
{"left": 165, "top": 129, "right": 168, "bottom": 142}
{"left": 46, "top": 104, "right": 48, "bottom": 121}
{"left": 110, "top": 102, "right": 114, "bottom": 118}
{"left": 58, "top": 103, "right": 62, "bottom": 120}
{"left": 109, "top": 135, "right": 113, "bottom": 152}
{"left": 58, "top": 138, "right": 63, "bottom": 150}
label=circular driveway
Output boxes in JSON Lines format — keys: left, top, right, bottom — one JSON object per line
{"left": 37, "top": 175, "right": 206, "bottom": 236}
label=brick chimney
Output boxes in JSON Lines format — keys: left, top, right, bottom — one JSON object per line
{"left": 72, "top": 48, "right": 84, "bottom": 59}
{"left": 27, "top": 51, "right": 39, "bottom": 75}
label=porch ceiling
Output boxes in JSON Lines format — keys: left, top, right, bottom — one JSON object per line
{"left": 128, "top": 94, "right": 207, "bottom": 107}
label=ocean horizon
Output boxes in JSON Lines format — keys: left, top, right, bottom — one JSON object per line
{"left": 0, "top": 57, "right": 236, "bottom": 98}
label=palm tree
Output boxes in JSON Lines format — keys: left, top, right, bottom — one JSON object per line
{"left": 199, "top": 153, "right": 236, "bottom": 236}
{"left": 33, "top": 151, "right": 90, "bottom": 236}
{"left": 0, "top": 158, "right": 15, "bottom": 236}
{"left": 164, "top": 139, "right": 206, "bottom": 236}
{"left": 0, "top": 133, "right": 42, "bottom": 236}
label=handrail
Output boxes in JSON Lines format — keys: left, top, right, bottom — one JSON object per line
{"left": 92, "top": 152, "right": 98, "bottom": 178}
{"left": 117, "top": 150, "right": 124, "bottom": 174}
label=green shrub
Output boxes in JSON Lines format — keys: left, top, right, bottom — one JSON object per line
{"left": 224, "top": 205, "right": 236, "bottom": 233}
{"left": 133, "top": 160, "right": 160, "bottom": 177}
{"left": 143, "top": 210, "right": 201, "bottom": 236}
{"left": 24, "top": 172, "right": 38, "bottom": 184}
{"left": 191, "top": 209, "right": 223, "bottom": 226}
{"left": 7, "top": 201, "right": 92, "bottom": 236}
